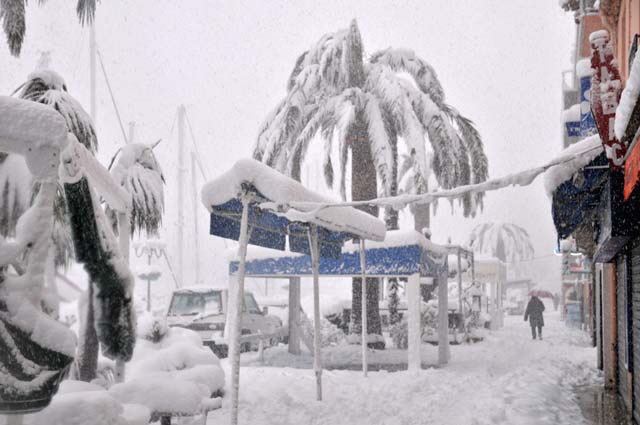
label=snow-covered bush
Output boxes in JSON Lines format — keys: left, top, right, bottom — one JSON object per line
{"left": 321, "top": 318, "right": 346, "bottom": 347}
{"left": 389, "top": 302, "right": 438, "bottom": 349}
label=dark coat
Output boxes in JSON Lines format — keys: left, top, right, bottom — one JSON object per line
{"left": 524, "top": 296, "right": 545, "bottom": 327}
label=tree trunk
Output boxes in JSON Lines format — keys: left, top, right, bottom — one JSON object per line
{"left": 385, "top": 136, "right": 400, "bottom": 325}
{"left": 349, "top": 116, "right": 383, "bottom": 341}
{"left": 75, "top": 284, "right": 99, "bottom": 382}
{"left": 412, "top": 203, "right": 430, "bottom": 234}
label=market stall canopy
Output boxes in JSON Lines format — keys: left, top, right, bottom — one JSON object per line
{"left": 230, "top": 229, "right": 448, "bottom": 278}
{"left": 201, "top": 159, "right": 386, "bottom": 258}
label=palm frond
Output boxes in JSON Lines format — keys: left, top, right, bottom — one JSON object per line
{"left": 369, "top": 47, "right": 445, "bottom": 106}
{"left": 38, "top": 90, "right": 97, "bottom": 152}
{"left": 109, "top": 144, "right": 165, "bottom": 236}
{"left": 76, "top": 0, "right": 96, "bottom": 26}
{"left": 0, "top": 153, "right": 31, "bottom": 237}
{"left": 1, "top": 0, "right": 25, "bottom": 57}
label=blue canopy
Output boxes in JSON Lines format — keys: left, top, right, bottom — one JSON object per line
{"left": 552, "top": 152, "right": 608, "bottom": 240}
{"left": 230, "top": 231, "right": 448, "bottom": 279}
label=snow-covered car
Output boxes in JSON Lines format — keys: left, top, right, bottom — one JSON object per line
{"left": 165, "top": 287, "right": 284, "bottom": 357}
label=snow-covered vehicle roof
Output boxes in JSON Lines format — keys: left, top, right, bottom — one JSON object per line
{"left": 201, "top": 158, "right": 386, "bottom": 242}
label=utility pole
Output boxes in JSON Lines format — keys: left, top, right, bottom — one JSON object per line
{"left": 191, "top": 151, "right": 200, "bottom": 285}
{"left": 177, "top": 105, "right": 186, "bottom": 287}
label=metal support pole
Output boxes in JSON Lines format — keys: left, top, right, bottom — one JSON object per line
{"left": 359, "top": 239, "right": 368, "bottom": 377}
{"left": 307, "top": 225, "right": 323, "bottom": 401}
{"left": 146, "top": 253, "right": 151, "bottom": 312}
{"left": 229, "top": 194, "right": 251, "bottom": 425}
{"left": 89, "top": 23, "right": 96, "bottom": 123}
{"left": 457, "top": 247, "right": 463, "bottom": 323}
{"left": 437, "top": 271, "right": 450, "bottom": 365}
{"left": 288, "top": 277, "right": 301, "bottom": 355}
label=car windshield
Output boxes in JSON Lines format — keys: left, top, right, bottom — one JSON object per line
{"left": 169, "top": 291, "right": 222, "bottom": 316}
{"left": 244, "top": 293, "right": 261, "bottom": 314}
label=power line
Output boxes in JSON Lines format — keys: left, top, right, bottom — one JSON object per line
{"left": 96, "top": 47, "right": 128, "bottom": 145}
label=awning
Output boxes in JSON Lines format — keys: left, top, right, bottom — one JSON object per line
{"left": 552, "top": 152, "right": 608, "bottom": 240}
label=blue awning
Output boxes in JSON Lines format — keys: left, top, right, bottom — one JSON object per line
{"left": 230, "top": 241, "right": 448, "bottom": 278}
{"left": 552, "top": 152, "right": 608, "bottom": 240}
{"left": 209, "top": 190, "right": 354, "bottom": 259}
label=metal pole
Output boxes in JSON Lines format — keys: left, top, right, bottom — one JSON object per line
{"left": 177, "top": 105, "right": 186, "bottom": 287}
{"left": 457, "top": 247, "right": 463, "bottom": 319}
{"left": 229, "top": 194, "right": 251, "bottom": 425}
{"left": 146, "top": 252, "right": 151, "bottom": 312}
{"left": 307, "top": 225, "right": 323, "bottom": 401}
{"left": 360, "top": 239, "right": 368, "bottom": 377}
{"left": 191, "top": 152, "right": 200, "bottom": 285}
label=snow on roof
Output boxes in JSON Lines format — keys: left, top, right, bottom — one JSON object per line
{"left": 562, "top": 104, "right": 581, "bottom": 123}
{"left": 615, "top": 47, "right": 640, "bottom": 139}
{"left": 543, "top": 135, "right": 603, "bottom": 196}
{"left": 201, "top": 159, "right": 386, "bottom": 241}
{"left": 576, "top": 58, "right": 594, "bottom": 78}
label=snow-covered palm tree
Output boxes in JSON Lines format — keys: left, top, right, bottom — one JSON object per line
{"left": 468, "top": 222, "right": 535, "bottom": 263}
{"left": 1, "top": 0, "right": 97, "bottom": 56}
{"left": 107, "top": 142, "right": 165, "bottom": 236}
{"left": 254, "top": 20, "right": 488, "bottom": 338}
{"left": 15, "top": 68, "right": 136, "bottom": 381}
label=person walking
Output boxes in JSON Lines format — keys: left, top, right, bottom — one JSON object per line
{"left": 524, "top": 295, "right": 545, "bottom": 340}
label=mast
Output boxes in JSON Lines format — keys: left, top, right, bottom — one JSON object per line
{"left": 89, "top": 23, "right": 97, "bottom": 122}
{"left": 177, "top": 105, "right": 186, "bottom": 287}
{"left": 191, "top": 151, "right": 200, "bottom": 285}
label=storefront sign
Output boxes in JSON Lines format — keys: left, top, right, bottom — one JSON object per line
{"left": 624, "top": 136, "right": 640, "bottom": 199}
{"left": 590, "top": 30, "right": 626, "bottom": 169}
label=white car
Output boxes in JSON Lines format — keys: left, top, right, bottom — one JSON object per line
{"left": 165, "top": 286, "right": 284, "bottom": 357}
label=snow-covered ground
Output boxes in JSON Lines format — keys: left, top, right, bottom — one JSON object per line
{"left": 208, "top": 311, "right": 599, "bottom": 425}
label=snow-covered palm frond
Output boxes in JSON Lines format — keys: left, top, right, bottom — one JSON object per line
{"left": 369, "top": 47, "right": 445, "bottom": 106}
{"left": 0, "top": 153, "right": 31, "bottom": 237}
{"left": 364, "top": 65, "right": 429, "bottom": 185}
{"left": 17, "top": 69, "right": 97, "bottom": 152}
{"left": 109, "top": 143, "right": 165, "bottom": 236}
{"left": 363, "top": 93, "right": 393, "bottom": 196}
{"left": 1, "top": 0, "right": 25, "bottom": 56}
{"left": 468, "top": 222, "right": 535, "bottom": 263}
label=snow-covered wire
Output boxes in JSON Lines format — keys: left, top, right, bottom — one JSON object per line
{"left": 260, "top": 143, "right": 603, "bottom": 215}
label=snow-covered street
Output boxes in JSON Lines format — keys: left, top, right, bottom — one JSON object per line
{"left": 209, "top": 312, "right": 598, "bottom": 425}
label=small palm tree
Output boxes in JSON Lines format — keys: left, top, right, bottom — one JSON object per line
{"left": 254, "top": 20, "right": 488, "bottom": 338}
{"left": 1, "top": 0, "right": 97, "bottom": 56}
{"left": 107, "top": 142, "right": 165, "bottom": 236}
{"left": 468, "top": 222, "right": 535, "bottom": 263}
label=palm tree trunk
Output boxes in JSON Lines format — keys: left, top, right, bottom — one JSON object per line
{"left": 75, "top": 284, "right": 99, "bottom": 382}
{"left": 348, "top": 116, "right": 383, "bottom": 342}
{"left": 385, "top": 135, "right": 400, "bottom": 326}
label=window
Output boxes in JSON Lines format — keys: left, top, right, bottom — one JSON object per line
{"left": 244, "top": 293, "right": 262, "bottom": 314}
{"left": 169, "top": 291, "right": 223, "bottom": 316}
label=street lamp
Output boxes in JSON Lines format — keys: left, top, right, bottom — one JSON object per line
{"left": 133, "top": 240, "right": 165, "bottom": 312}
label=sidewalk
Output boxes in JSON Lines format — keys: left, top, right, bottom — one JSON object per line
{"left": 576, "top": 385, "right": 631, "bottom": 425}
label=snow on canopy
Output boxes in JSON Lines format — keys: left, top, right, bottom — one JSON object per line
{"left": 543, "top": 135, "right": 603, "bottom": 196}
{"left": 468, "top": 222, "right": 534, "bottom": 263}
{"left": 253, "top": 20, "right": 488, "bottom": 217}
{"left": 201, "top": 158, "right": 386, "bottom": 241}
{"left": 108, "top": 142, "right": 165, "bottom": 236}
{"left": 615, "top": 44, "right": 640, "bottom": 140}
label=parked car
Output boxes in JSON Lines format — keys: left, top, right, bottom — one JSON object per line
{"left": 165, "top": 286, "right": 284, "bottom": 358}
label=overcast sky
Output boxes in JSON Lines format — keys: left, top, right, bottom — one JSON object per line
{"left": 2, "top": 1, "right": 575, "bottom": 292}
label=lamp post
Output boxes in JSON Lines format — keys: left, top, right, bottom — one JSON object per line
{"left": 134, "top": 240, "right": 165, "bottom": 312}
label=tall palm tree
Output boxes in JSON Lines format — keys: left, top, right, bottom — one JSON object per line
{"left": 1, "top": 0, "right": 97, "bottom": 56}
{"left": 468, "top": 222, "right": 535, "bottom": 263}
{"left": 254, "top": 20, "right": 488, "bottom": 338}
